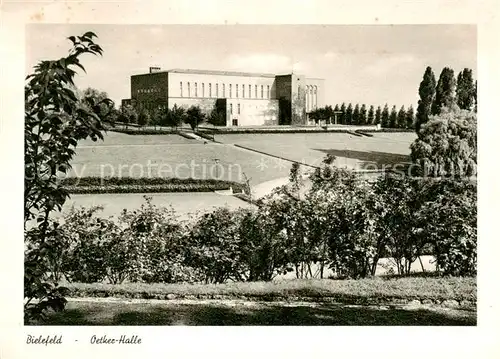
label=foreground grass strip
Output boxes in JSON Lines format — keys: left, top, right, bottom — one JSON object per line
{"left": 66, "top": 277, "right": 476, "bottom": 304}
{"left": 39, "top": 300, "right": 476, "bottom": 326}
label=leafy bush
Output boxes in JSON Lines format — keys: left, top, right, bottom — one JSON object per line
{"left": 60, "top": 207, "right": 122, "bottom": 283}
{"left": 117, "top": 196, "right": 197, "bottom": 284}
{"left": 419, "top": 179, "right": 477, "bottom": 276}
{"left": 237, "top": 208, "right": 291, "bottom": 281}
{"left": 410, "top": 107, "right": 477, "bottom": 177}
{"left": 184, "top": 207, "right": 247, "bottom": 283}
{"left": 24, "top": 32, "right": 110, "bottom": 321}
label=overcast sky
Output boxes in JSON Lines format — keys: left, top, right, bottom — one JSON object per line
{"left": 26, "top": 24, "right": 476, "bottom": 109}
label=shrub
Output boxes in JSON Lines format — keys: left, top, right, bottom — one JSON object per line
{"left": 184, "top": 207, "right": 248, "bottom": 283}
{"left": 117, "top": 196, "right": 196, "bottom": 283}
{"left": 419, "top": 179, "right": 477, "bottom": 276}
{"left": 410, "top": 107, "right": 477, "bottom": 177}
{"left": 237, "top": 208, "right": 291, "bottom": 281}
{"left": 61, "top": 206, "right": 122, "bottom": 283}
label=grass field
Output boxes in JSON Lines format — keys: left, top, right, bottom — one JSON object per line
{"left": 70, "top": 133, "right": 292, "bottom": 184}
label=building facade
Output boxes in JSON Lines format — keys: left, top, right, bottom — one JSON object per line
{"left": 122, "top": 68, "right": 324, "bottom": 126}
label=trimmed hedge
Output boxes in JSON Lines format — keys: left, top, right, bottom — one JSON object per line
{"left": 60, "top": 177, "right": 245, "bottom": 194}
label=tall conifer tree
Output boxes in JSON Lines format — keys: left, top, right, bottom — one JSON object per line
{"left": 431, "top": 67, "right": 456, "bottom": 115}
{"left": 367, "top": 105, "right": 375, "bottom": 125}
{"left": 415, "top": 66, "right": 436, "bottom": 133}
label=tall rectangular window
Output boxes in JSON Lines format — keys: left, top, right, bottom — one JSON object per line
{"left": 255, "top": 85, "right": 258, "bottom": 98}
{"left": 229, "top": 84, "right": 232, "bottom": 98}
{"left": 230, "top": 103, "right": 233, "bottom": 114}
{"left": 237, "top": 104, "right": 240, "bottom": 115}
{"left": 236, "top": 84, "right": 239, "bottom": 98}
{"left": 180, "top": 82, "right": 183, "bottom": 97}
{"left": 222, "top": 84, "right": 225, "bottom": 97}
{"left": 249, "top": 84, "right": 252, "bottom": 98}
{"left": 242, "top": 85, "right": 245, "bottom": 98}
{"left": 195, "top": 82, "right": 198, "bottom": 97}
{"left": 216, "top": 84, "right": 219, "bottom": 97}
{"left": 187, "top": 82, "right": 191, "bottom": 97}
{"left": 267, "top": 85, "right": 270, "bottom": 99}
{"left": 202, "top": 83, "right": 205, "bottom": 97}
{"left": 209, "top": 83, "right": 212, "bottom": 97}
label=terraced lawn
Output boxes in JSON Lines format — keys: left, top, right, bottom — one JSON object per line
{"left": 217, "top": 132, "right": 416, "bottom": 170}
{"left": 69, "top": 133, "right": 292, "bottom": 185}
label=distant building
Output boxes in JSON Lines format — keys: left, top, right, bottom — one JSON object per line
{"left": 122, "top": 67, "right": 324, "bottom": 126}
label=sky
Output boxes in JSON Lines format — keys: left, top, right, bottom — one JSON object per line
{"left": 26, "top": 24, "right": 476, "bottom": 109}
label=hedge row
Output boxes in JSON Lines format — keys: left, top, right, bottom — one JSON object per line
{"left": 66, "top": 184, "right": 242, "bottom": 194}
{"left": 60, "top": 176, "right": 240, "bottom": 187}
{"left": 60, "top": 177, "right": 245, "bottom": 193}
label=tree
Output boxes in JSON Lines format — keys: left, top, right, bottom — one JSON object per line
{"left": 431, "top": 67, "right": 456, "bottom": 115}
{"left": 352, "top": 104, "right": 360, "bottom": 125}
{"left": 345, "top": 103, "right": 353, "bottom": 125}
{"left": 415, "top": 66, "right": 436, "bottom": 133}
{"left": 456, "top": 68, "right": 475, "bottom": 111}
{"left": 359, "top": 104, "right": 367, "bottom": 125}
{"left": 397, "top": 105, "right": 406, "bottom": 129}
{"left": 81, "top": 87, "right": 115, "bottom": 123}
{"left": 137, "top": 108, "right": 150, "bottom": 128}
{"left": 375, "top": 106, "right": 382, "bottom": 125}
{"left": 367, "top": 105, "right": 375, "bottom": 125}
{"left": 406, "top": 105, "right": 415, "bottom": 129}
{"left": 162, "top": 104, "right": 185, "bottom": 129}
{"left": 381, "top": 104, "right": 390, "bottom": 128}
{"left": 410, "top": 107, "right": 477, "bottom": 177}
{"left": 185, "top": 105, "right": 206, "bottom": 130}
{"left": 118, "top": 104, "right": 138, "bottom": 129}
{"left": 208, "top": 107, "right": 226, "bottom": 126}
{"left": 24, "top": 32, "right": 109, "bottom": 321}
{"left": 388, "top": 105, "right": 397, "bottom": 128}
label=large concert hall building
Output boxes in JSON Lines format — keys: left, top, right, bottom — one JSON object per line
{"left": 122, "top": 67, "right": 325, "bottom": 126}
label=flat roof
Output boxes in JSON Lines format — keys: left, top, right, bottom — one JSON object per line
{"left": 133, "top": 68, "right": 324, "bottom": 80}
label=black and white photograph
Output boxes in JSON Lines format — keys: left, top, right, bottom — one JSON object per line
{"left": 1, "top": 0, "right": 498, "bottom": 357}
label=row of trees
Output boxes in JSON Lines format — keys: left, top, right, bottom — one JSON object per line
{"left": 309, "top": 103, "right": 416, "bottom": 129}
{"left": 82, "top": 89, "right": 224, "bottom": 131}
{"left": 116, "top": 104, "right": 211, "bottom": 130}
{"left": 415, "top": 66, "right": 476, "bottom": 132}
